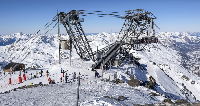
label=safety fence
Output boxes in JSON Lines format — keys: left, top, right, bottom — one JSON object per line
{"left": 0, "top": 74, "right": 30, "bottom": 89}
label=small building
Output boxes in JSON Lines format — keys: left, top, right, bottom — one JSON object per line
{"left": 103, "top": 70, "right": 117, "bottom": 81}
{"left": 3, "top": 62, "right": 25, "bottom": 72}
{"left": 61, "top": 40, "right": 70, "bottom": 50}
{"left": 113, "top": 59, "right": 119, "bottom": 66}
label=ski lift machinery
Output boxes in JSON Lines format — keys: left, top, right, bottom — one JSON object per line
{"left": 119, "top": 9, "right": 159, "bottom": 51}
{"left": 51, "top": 9, "right": 159, "bottom": 69}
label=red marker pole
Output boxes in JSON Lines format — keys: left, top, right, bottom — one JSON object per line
{"left": 19, "top": 76, "right": 22, "bottom": 83}
{"left": 23, "top": 74, "right": 26, "bottom": 81}
{"left": 9, "top": 78, "right": 11, "bottom": 84}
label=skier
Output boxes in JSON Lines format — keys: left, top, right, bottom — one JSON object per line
{"left": 36, "top": 71, "right": 38, "bottom": 78}
{"left": 41, "top": 70, "right": 43, "bottom": 76}
{"left": 65, "top": 73, "right": 68, "bottom": 83}
{"left": 95, "top": 70, "right": 99, "bottom": 78}
{"left": 46, "top": 70, "right": 49, "bottom": 78}
{"left": 134, "top": 60, "right": 141, "bottom": 69}
{"left": 46, "top": 70, "right": 49, "bottom": 74}
{"left": 79, "top": 72, "right": 81, "bottom": 77}
{"left": 48, "top": 77, "right": 51, "bottom": 84}
{"left": 40, "top": 70, "right": 43, "bottom": 77}
{"left": 34, "top": 75, "right": 36, "bottom": 79}
{"left": 72, "top": 72, "right": 76, "bottom": 81}
{"left": 31, "top": 73, "right": 32, "bottom": 79}
{"left": 60, "top": 77, "right": 62, "bottom": 83}
{"left": 126, "top": 70, "right": 129, "bottom": 75}
{"left": 62, "top": 70, "right": 65, "bottom": 77}
{"left": 19, "top": 70, "right": 21, "bottom": 77}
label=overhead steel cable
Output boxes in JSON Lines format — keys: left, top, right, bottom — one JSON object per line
{"left": 5, "top": 16, "right": 58, "bottom": 64}
{"left": 3, "top": 15, "right": 57, "bottom": 65}
{"left": 44, "top": 22, "right": 49, "bottom": 27}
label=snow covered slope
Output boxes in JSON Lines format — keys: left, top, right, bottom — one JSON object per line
{"left": 0, "top": 32, "right": 200, "bottom": 105}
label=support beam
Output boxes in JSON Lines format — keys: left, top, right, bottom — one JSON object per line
{"left": 58, "top": 9, "right": 61, "bottom": 64}
{"left": 58, "top": 10, "right": 94, "bottom": 61}
{"left": 148, "top": 18, "right": 153, "bottom": 36}
{"left": 69, "top": 20, "right": 72, "bottom": 66}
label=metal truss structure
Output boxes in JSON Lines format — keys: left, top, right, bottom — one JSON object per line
{"left": 92, "top": 9, "right": 158, "bottom": 69}
{"left": 53, "top": 10, "right": 95, "bottom": 61}
{"left": 119, "top": 9, "right": 156, "bottom": 41}
{"left": 52, "top": 9, "right": 158, "bottom": 69}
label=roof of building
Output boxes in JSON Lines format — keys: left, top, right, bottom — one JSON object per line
{"left": 3, "top": 62, "right": 24, "bottom": 69}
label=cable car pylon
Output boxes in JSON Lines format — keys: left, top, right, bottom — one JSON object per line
{"left": 51, "top": 9, "right": 159, "bottom": 70}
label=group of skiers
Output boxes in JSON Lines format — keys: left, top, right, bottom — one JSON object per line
{"left": 30, "top": 70, "right": 44, "bottom": 79}
{"left": 48, "top": 69, "right": 82, "bottom": 84}
{"left": 59, "top": 73, "right": 69, "bottom": 83}
{"left": 24, "top": 68, "right": 101, "bottom": 85}
{"left": 48, "top": 77, "right": 55, "bottom": 84}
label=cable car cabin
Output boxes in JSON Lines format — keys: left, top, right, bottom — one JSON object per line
{"left": 151, "top": 36, "right": 158, "bottom": 43}
{"left": 141, "top": 37, "right": 149, "bottom": 43}
{"left": 133, "top": 39, "right": 141, "bottom": 44}
{"left": 127, "top": 38, "right": 141, "bottom": 45}
{"left": 141, "top": 36, "right": 158, "bottom": 44}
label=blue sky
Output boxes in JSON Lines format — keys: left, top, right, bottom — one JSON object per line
{"left": 0, "top": 0, "right": 200, "bottom": 35}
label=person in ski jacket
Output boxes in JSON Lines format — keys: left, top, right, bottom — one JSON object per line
{"left": 33, "top": 75, "right": 36, "bottom": 79}
{"left": 62, "top": 70, "right": 65, "bottom": 77}
{"left": 60, "top": 77, "right": 62, "bottom": 82}
{"left": 40, "top": 70, "right": 43, "bottom": 77}
{"left": 134, "top": 60, "right": 141, "bottom": 69}
{"left": 31, "top": 73, "right": 32, "bottom": 79}
{"left": 74, "top": 72, "right": 76, "bottom": 78}
{"left": 19, "top": 70, "right": 21, "bottom": 77}
{"left": 72, "top": 72, "right": 76, "bottom": 81}
{"left": 36, "top": 71, "right": 38, "bottom": 78}
{"left": 65, "top": 73, "right": 68, "bottom": 83}
{"left": 48, "top": 78, "right": 51, "bottom": 84}
{"left": 46, "top": 70, "right": 49, "bottom": 78}
{"left": 95, "top": 70, "right": 99, "bottom": 78}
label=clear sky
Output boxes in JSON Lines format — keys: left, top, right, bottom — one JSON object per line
{"left": 0, "top": 0, "right": 200, "bottom": 35}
